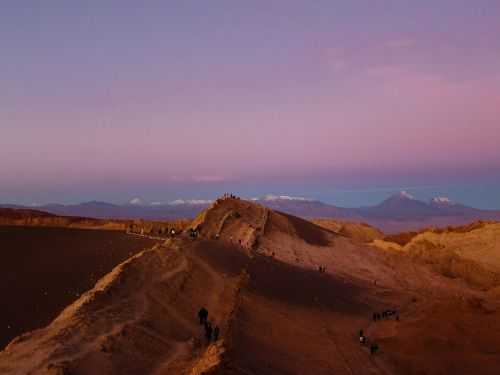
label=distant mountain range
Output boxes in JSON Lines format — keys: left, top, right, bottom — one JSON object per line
{"left": 261, "top": 191, "right": 500, "bottom": 233}
{"left": 3, "top": 191, "right": 500, "bottom": 233}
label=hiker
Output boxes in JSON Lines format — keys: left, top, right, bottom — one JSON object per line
{"left": 213, "top": 325, "right": 220, "bottom": 341}
{"left": 198, "top": 307, "right": 208, "bottom": 325}
{"left": 386, "top": 309, "right": 397, "bottom": 317}
{"left": 205, "top": 321, "right": 213, "bottom": 342}
{"left": 359, "top": 330, "right": 366, "bottom": 345}
{"left": 370, "top": 343, "right": 379, "bottom": 355}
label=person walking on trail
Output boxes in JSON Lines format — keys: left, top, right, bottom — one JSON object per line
{"left": 205, "top": 321, "right": 213, "bottom": 342}
{"left": 198, "top": 307, "right": 208, "bottom": 325}
{"left": 359, "top": 329, "right": 366, "bottom": 344}
{"left": 213, "top": 325, "right": 220, "bottom": 341}
{"left": 370, "top": 343, "right": 379, "bottom": 355}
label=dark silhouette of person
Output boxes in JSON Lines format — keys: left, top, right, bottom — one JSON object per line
{"left": 359, "top": 329, "right": 364, "bottom": 337}
{"left": 213, "top": 326, "right": 220, "bottom": 341}
{"left": 205, "top": 321, "right": 213, "bottom": 342}
{"left": 198, "top": 307, "right": 208, "bottom": 325}
{"left": 370, "top": 343, "right": 379, "bottom": 355}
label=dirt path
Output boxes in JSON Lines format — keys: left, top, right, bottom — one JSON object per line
{"left": 150, "top": 254, "right": 228, "bottom": 375}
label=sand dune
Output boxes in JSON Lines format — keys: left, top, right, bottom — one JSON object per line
{"left": 1, "top": 198, "right": 500, "bottom": 374}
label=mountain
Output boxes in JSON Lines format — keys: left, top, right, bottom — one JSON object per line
{"left": 2, "top": 197, "right": 500, "bottom": 374}
{"left": 2, "top": 192, "right": 500, "bottom": 233}
{"left": 358, "top": 191, "right": 442, "bottom": 219}
{"left": 127, "top": 197, "right": 147, "bottom": 206}
{"left": 253, "top": 195, "right": 358, "bottom": 219}
{"left": 8, "top": 200, "right": 209, "bottom": 221}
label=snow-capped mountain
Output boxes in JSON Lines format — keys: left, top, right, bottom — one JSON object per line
{"left": 253, "top": 194, "right": 313, "bottom": 202}
{"left": 127, "top": 197, "right": 147, "bottom": 206}
{"left": 398, "top": 190, "right": 415, "bottom": 200}
{"left": 168, "top": 199, "right": 214, "bottom": 206}
{"left": 3, "top": 191, "right": 500, "bottom": 233}
{"left": 430, "top": 196, "right": 455, "bottom": 206}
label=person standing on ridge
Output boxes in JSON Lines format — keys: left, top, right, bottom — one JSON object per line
{"left": 198, "top": 307, "right": 208, "bottom": 325}
{"left": 205, "top": 321, "right": 213, "bottom": 342}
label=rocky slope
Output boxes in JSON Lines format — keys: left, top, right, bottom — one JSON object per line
{"left": 373, "top": 221, "right": 500, "bottom": 289}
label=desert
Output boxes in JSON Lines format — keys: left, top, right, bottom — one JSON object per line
{"left": 1, "top": 197, "right": 500, "bottom": 374}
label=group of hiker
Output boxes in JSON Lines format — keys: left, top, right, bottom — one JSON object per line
{"left": 214, "top": 193, "right": 240, "bottom": 205}
{"left": 373, "top": 309, "right": 399, "bottom": 322}
{"left": 358, "top": 329, "right": 379, "bottom": 355}
{"left": 220, "top": 193, "right": 239, "bottom": 200}
{"left": 359, "top": 308, "right": 400, "bottom": 356}
{"left": 127, "top": 225, "right": 179, "bottom": 238}
{"left": 318, "top": 265, "right": 327, "bottom": 273}
{"left": 189, "top": 226, "right": 201, "bottom": 239}
{"left": 198, "top": 307, "right": 220, "bottom": 343}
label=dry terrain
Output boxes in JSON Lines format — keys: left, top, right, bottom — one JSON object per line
{"left": 0, "top": 226, "right": 157, "bottom": 349}
{"left": 373, "top": 221, "right": 500, "bottom": 289}
{"left": 312, "top": 218, "right": 384, "bottom": 243}
{"left": 1, "top": 199, "right": 500, "bottom": 374}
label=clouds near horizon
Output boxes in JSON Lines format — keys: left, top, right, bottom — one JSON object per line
{"left": 1, "top": 1, "right": 499, "bottom": 204}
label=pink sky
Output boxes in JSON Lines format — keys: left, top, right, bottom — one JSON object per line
{"left": 1, "top": 1, "right": 499, "bottom": 205}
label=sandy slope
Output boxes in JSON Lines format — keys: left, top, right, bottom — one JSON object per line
{"left": 0, "top": 239, "right": 245, "bottom": 375}
{"left": 0, "top": 226, "right": 157, "bottom": 349}
{"left": 2, "top": 198, "right": 500, "bottom": 374}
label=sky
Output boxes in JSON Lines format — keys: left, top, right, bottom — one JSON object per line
{"left": 1, "top": 1, "right": 500, "bottom": 208}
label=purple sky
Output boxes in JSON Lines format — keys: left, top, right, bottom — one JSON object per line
{"left": 1, "top": 1, "right": 500, "bottom": 207}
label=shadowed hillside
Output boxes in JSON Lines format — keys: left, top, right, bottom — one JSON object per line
{"left": 0, "top": 226, "right": 157, "bottom": 349}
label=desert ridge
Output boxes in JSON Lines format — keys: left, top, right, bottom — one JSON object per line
{"left": 0, "top": 196, "right": 499, "bottom": 374}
